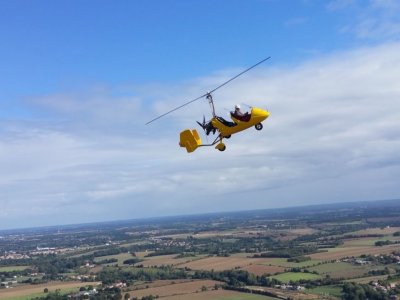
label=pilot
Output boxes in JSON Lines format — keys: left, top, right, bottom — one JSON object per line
{"left": 232, "top": 104, "right": 244, "bottom": 118}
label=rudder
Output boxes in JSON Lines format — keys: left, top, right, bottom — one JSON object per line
{"left": 179, "top": 129, "right": 202, "bottom": 153}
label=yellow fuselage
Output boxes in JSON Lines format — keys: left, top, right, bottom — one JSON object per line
{"left": 211, "top": 107, "right": 269, "bottom": 137}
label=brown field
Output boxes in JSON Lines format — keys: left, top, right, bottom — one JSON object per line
{"left": 310, "top": 244, "right": 399, "bottom": 260}
{"left": 132, "top": 279, "right": 192, "bottom": 289}
{"left": 275, "top": 228, "right": 319, "bottom": 241}
{"left": 159, "top": 289, "right": 279, "bottom": 299}
{"left": 240, "top": 264, "right": 286, "bottom": 276}
{"left": 179, "top": 256, "right": 272, "bottom": 271}
{"left": 0, "top": 281, "right": 100, "bottom": 299}
{"left": 307, "top": 262, "right": 370, "bottom": 279}
{"left": 246, "top": 286, "right": 323, "bottom": 300}
{"left": 127, "top": 279, "right": 220, "bottom": 298}
{"left": 288, "top": 228, "right": 318, "bottom": 235}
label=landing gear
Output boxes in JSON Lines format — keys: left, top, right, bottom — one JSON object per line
{"left": 255, "top": 123, "right": 263, "bottom": 130}
{"left": 224, "top": 135, "right": 231, "bottom": 139}
{"left": 215, "top": 142, "right": 226, "bottom": 151}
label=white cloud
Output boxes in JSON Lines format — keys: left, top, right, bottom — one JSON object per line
{"left": 1, "top": 43, "right": 400, "bottom": 229}
{"left": 327, "top": 0, "right": 356, "bottom": 11}
{"left": 329, "top": 0, "right": 400, "bottom": 40}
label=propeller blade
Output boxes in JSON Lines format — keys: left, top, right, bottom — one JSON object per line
{"left": 197, "top": 121, "right": 205, "bottom": 129}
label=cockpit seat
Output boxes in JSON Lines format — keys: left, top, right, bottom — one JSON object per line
{"left": 231, "top": 112, "right": 251, "bottom": 122}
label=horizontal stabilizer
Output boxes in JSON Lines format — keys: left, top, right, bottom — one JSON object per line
{"left": 179, "top": 129, "right": 202, "bottom": 153}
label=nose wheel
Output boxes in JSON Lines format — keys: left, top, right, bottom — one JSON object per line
{"left": 255, "top": 123, "right": 263, "bottom": 130}
{"left": 215, "top": 142, "right": 226, "bottom": 151}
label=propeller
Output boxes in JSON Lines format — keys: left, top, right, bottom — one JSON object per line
{"left": 196, "top": 115, "right": 206, "bottom": 131}
{"left": 196, "top": 115, "right": 216, "bottom": 136}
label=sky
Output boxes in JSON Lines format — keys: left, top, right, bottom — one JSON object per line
{"left": 1, "top": 0, "right": 400, "bottom": 230}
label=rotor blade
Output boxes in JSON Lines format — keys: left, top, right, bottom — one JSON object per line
{"left": 145, "top": 93, "right": 208, "bottom": 125}
{"left": 209, "top": 56, "right": 271, "bottom": 94}
{"left": 145, "top": 56, "right": 271, "bottom": 125}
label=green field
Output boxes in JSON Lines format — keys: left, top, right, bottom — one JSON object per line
{"left": 270, "top": 272, "right": 321, "bottom": 283}
{"left": 307, "top": 285, "right": 342, "bottom": 298}
{"left": 262, "top": 258, "right": 322, "bottom": 268}
{"left": 307, "top": 262, "right": 375, "bottom": 279}
{"left": 4, "top": 287, "right": 84, "bottom": 300}
{"left": 0, "top": 266, "right": 30, "bottom": 272}
{"left": 308, "top": 262, "right": 354, "bottom": 274}
{"left": 93, "top": 252, "right": 135, "bottom": 265}
{"left": 345, "top": 274, "right": 389, "bottom": 284}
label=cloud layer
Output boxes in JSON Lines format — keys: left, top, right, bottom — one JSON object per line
{"left": 328, "top": 0, "right": 400, "bottom": 40}
{"left": 1, "top": 43, "right": 400, "bottom": 229}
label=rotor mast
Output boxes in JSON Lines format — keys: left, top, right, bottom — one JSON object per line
{"left": 206, "top": 93, "right": 216, "bottom": 117}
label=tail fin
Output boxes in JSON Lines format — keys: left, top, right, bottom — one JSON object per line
{"left": 179, "top": 129, "right": 202, "bottom": 153}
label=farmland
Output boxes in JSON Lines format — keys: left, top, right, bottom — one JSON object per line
{"left": 309, "top": 244, "right": 399, "bottom": 260}
{"left": 161, "top": 289, "right": 280, "bottom": 300}
{"left": 0, "top": 281, "right": 99, "bottom": 300}
{"left": 0, "top": 266, "right": 30, "bottom": 272}
{"left": 270, "top": 272, "right": 321, "bottom": 283}
{"left": 179, "top": 256, "right": 274, "bottom": 271}
{"left": 1, "top": 199, "right": 400, "bottom": 299}
{"left": 126, "top": 279, "right": 220, "bottom": 298}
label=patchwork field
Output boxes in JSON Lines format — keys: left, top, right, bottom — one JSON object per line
{"left": 0, "top": 281, "right": 100, "bottom": 300}
{"left": 309, "top": 244, "right": 399, "bottom": 260}
{"left": 127, "top": 279, "right": 281, "bottom": 299}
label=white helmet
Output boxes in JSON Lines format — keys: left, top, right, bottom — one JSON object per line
{"left": 235, "top": 104, "right": 241, "bottom": 110}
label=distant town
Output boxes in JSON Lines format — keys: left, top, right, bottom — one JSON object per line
{"left": 1, "top": 199, "right": 400, "bottom": 299}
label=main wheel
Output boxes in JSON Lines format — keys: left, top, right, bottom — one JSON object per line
{"left": 255, "top": 123, "right": 263, "bottom": 130}
{"left": 216, "top": 142, "right": 226, "bottom": 151}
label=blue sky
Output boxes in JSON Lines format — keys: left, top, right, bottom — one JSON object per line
{"left": 1, "top": 0, "right": 400, "bottom": 229}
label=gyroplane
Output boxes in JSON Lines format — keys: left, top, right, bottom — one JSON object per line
{"left": 146, "top": 57, "right": 271, "bottom": 153}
